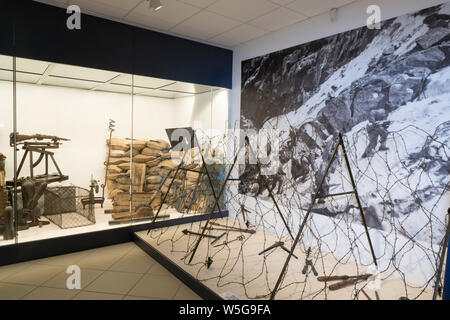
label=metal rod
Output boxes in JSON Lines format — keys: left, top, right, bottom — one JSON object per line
{"left": 16, "top": 150, "right": 28, "bottom": 177}
{"left": 130, "top": 74, "right": 134, "bottom": 221}
{"left": 213, "top": 235, "right": 245, "bottom": 248}
{"left": 45, "top": 154, "right": 48, "bottom": 175}
{"left": 102, "top": 119, "right": 115, "bottom": 200}
{"left": 210, "top": 232, "right": 226, "bottom": 245}
{"left": 316, "top": 191, "right": 355, "bottom": 199}
{"left": 179, "top": 168, "right": 203, "bottom": 174}
{"left": 211, "top": 221, "right": 252, "bottom": 232}
{"left": 339, "top": 133, "right": 377, "bottom": 267}
{"left": 147, "top": 150, "right": 188, "bottom": 233}
{"left": 29, "top": 150, "right": 33, "bottom": 179}
{"left": 193, "top": 133, "right": 223, "bottom": 217}
{"left": 185, "top": 166, "right": 205, "bottom": 215}
{"left": 50, "top": 154, "right": 63, "bottom": 176}
{"left": 182, "top": 229, "right": 220, "bottom": 239}
{"left": 207, "top": 226, "right": 255, "bottom": 234}
{"left": 13, "top": 53, "right": 18, "bottom": 243}
{"left": 188, "top": 142, "right": 245, "bottom": 264}
{"left": 360, "top": 289, "right": 372, "bottom": 300}
{"left": 259, "top": 241, "right": 284, "bottom": 255}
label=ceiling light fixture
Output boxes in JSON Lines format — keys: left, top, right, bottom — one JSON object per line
{"left": 149, "top": 0, "right": 163, "bottom": 11}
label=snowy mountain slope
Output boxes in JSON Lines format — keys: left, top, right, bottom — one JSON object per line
{"left": 239, "top": 2, "right": 450, "bottom": 281}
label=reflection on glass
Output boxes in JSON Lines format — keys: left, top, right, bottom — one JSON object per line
{"left": 0, "top": 54, "right": 15, "bottom": 244}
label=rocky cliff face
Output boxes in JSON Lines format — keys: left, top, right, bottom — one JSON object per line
{"left": 240, "top": 4, "right": 450, "bottom": 241}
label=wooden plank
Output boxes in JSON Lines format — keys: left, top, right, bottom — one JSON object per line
{"left": 0, "top": 171, "right": 5, "bottom": 188}
{"left": 132, "top": 163, "right": 146, "bottom": 193}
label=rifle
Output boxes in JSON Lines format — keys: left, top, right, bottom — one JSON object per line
{"left": 10, "top": 133, "right": 70, "bottom": 146}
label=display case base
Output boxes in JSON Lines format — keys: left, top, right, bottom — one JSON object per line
{"left": 0, "top": 210, "right": 228, "bottom": 266}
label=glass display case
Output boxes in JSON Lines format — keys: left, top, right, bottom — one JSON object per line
{"left": 0, "top": 54, "right": 230, "bottom": 246}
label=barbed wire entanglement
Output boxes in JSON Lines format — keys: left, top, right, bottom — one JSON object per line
{"left": 146, "top": 121, "right": 449, "bottom": 300}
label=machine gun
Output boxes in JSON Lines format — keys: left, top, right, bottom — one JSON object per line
{"left": 8, "top": 133, "right": 70, "bottom": 185}
{"left": 6, "top": 133, "right": 70, "bottom": 231}
{"left": 10, "top": 133, "right": 70, "bottom": 147}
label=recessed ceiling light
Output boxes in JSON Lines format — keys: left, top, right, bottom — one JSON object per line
{"left": 149, "top": 0, "right": 163, "bottom": 11}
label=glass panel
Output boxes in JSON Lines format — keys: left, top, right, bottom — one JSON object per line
{"left": 130, "top": 76, "right": 230, "bottom": 226}
{"left": 102, "top": 72, "right": 133, "bottom": 228}
{"left": 3, "top": 52, "right": 230, "bottom": 244}
{"left": 0, "top": 54, "right": 15, "bottom": 246}
{"left": 11, "top": 57, "right": 133, "bottom": 243}
{"left": 130, "top": 74, "right": 177, "bottom": 226}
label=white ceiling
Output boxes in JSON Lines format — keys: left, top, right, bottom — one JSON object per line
{"left": 0, "top": 55, "right": 218, "bottom": 98}
{"left": 33, "top": 0, "right": 357, "bottom": 48}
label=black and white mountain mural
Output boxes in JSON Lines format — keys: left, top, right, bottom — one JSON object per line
{"left": 240, "top": 2, "right": 450, "bottom": 249}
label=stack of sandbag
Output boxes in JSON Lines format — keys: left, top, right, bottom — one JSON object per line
{"left": 106, "top": 138, "right": 170, "bottom": 212}
{"left": 105, "top": 138, "right": 226, "bottom": 214}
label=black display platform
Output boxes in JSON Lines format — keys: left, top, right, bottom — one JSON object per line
{"left": 0, "top": 210, "right": 228, "bottom": 266}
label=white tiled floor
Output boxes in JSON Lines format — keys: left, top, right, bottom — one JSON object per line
{"left": 0, "top": 242, "right": 202, "bottom": 300}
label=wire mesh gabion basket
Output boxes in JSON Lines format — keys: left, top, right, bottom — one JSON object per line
{"left": 44, "top": 186, "right": 96, "bottom": 229}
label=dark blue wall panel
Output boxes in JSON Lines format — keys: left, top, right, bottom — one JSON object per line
{"left": 0, "top": 0, "right": 232, "bottom": 88}
{"left": 134, "top": 27, "right": 233, "bottom": 88}
{"left": 0, "top": 0, "right": 14, "bottom": 57}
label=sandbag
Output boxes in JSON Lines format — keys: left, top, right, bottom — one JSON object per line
{"left": 107, "top": 173, "right": 122, "bottom": 181}
{"left": 161, "top": 150, "right": 183, "bottom": 160}
{"left": 146, "top": 139, "right": 170, "bottom": 150}
{"left": 118, "top": 162, "right": 131, "bottom": 170}
{"left": 128, "top": 139, "right": 147, "bottom": 151}
{"left": 159, "top": 159, "right": 181, "bottom": 170}
{"left": 109, "top": 189, "right": 123, "bottom": 199}
{"left": 116, "top": 183, "right": 130, "bottom": 191}
{"left": 134, "top": 154, "right": 156, "bottom": 163}
{"left": 116, "top": 176, "right": 131, "bottom": 185}
{"left": 110, "top": 150, "right": 126, "bottom": 158}
{"left": 146, "top": 175, "right": 162, "bottom": 184}
{"left": 110, "top": 138, "right": 129, "bottom": 151}
{"left": 141, "top": 147, "right": 164, "bottom": 157}
{"left": 109, "top": 157, "right": 130, "bottom": 165}
{"left": 124, "top": 149, "right": 139, "bottom": 157}
{"left": 144, "top": 183, "right": 160, "bottom": 192}
{"left": 107, "top": 165, "right": 122, "bottom": 174}
{"left": 146, "top": 158, "right": 161, "bottom": 168}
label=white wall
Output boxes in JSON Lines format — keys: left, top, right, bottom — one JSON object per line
{"left": 174, "top": 89, "right": 230, "bottom": 137}
{"left": 230, "top": 0, "right": 450, "bottom": 128}
{"left": 0, "top": 81, "right": 229, "bottom": 188}
{"left": 0, "top": 81, "right": 230, "bottom": 189}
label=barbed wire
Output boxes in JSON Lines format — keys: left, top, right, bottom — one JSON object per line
{"left": 147, "top": 121, "right": 449, "bottom": 300}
